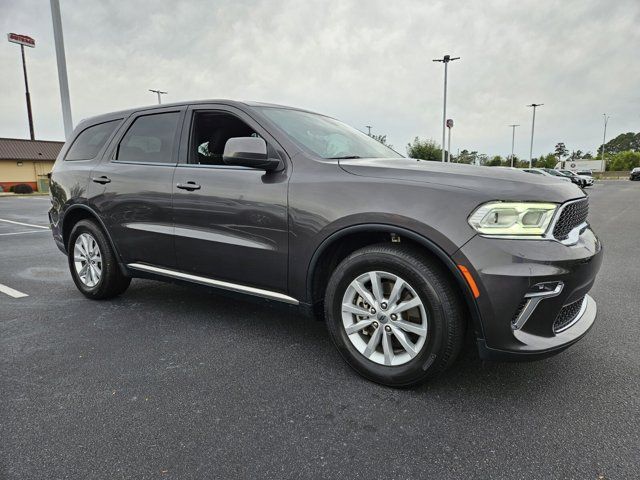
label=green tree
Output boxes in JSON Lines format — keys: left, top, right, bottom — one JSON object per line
{"left": 597, "top": 132, "right": 640, "bottom": 155}
{"left": 569, "top": 149, "right": 583, "bottom": 160}
{"left": 487, "top": 155, "right": 503, "bottom": 166}
{"left": 371, "top": 134, "right": 392, "bottom": 149}
{"left": 608, "top": 151, "right": 640, "bottom": 171}
{"left": 554, "top": 142, "right": 569, "bottom": 161}
{"left": 406, "top": 137, "right": 442, "bottom": 162}
{"left": 456, "top": 149, "right": 477, "bottom": 164}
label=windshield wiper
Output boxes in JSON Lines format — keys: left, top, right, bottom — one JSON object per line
{"left": 328, "top": 155, "right": 362, "bottom": 159}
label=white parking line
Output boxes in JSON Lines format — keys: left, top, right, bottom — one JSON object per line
{"left": 0, "top": 284, "right": 29, "bottom": 298}
{"left": 0, "top": 218, "right": 49, "bottom": 229}
{"left": 0, "top": 230, "right": 49, "bottom": 236}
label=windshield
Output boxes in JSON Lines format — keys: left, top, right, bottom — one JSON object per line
{"left": 256, "top": 107, "right": 401, "bottom": 159}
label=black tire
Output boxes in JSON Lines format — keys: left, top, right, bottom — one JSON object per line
{"left": 324, "top": 244, "right": 466, "bottom": 387}
{"left": 67, "top": 219, "right": 131, "bottom": 299}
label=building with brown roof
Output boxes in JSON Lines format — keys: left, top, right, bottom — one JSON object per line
{"left": 0, "top": 137, "right": 63, "bottom": 192}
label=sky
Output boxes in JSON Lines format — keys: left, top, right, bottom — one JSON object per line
{"left": 1, "top": 0, "right": 638, "bottom": 158}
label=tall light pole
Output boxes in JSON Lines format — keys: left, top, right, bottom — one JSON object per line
{"left": 433, "top": 54, "right": 460, "bottom": 162}
{"left": 527, "top": 103, "right": 543, "bottom": 168}
{"left": 446, "top": 119, "right": 454, "bottom": 162}
{"left": 7, "top": 33, "right": 36, "bottom": 140}
{"left": 149, "top": 89, "right": 167, "bottom": 104}
{"left": 508, "top": 124, "right": 519, "bottom": 167}
{"left": 50, "top": 0, "right": 73, "bottom": 140}
{"left": 365, "top": 125, "right": 372, "bottom": 136}
{"left": 601, "top": 114, "right": 609, "bottom": 164}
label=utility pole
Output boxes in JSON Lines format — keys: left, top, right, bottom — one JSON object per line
{"left": 7, "top": 33, "right": 36, "bottom": 140}
{"left": 149, "top": 89, "right": 167, "bottom": 104}
{"left": 50, "top": 0, "right": 73, "bottom": 139}
{"left": 508, "top": 124, "right": 519, "bottom": 167}
{"left": 365, "top": 125, "right": 372, "bottom": 136}
{"left": 527, "top": 103, "right": 543, "bottom": 168}
{"left": 433, "top": 54, "right": 460, "bottom": 162}
{"left": 601, "top": 114, "right": 609, "bottom": 165}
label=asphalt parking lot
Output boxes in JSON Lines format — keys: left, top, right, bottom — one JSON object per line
{"left": 1, "top": 182, "right": 639, "bottom": 479}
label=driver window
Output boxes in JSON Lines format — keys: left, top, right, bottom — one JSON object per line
{"left": 190, "top": 111, "right": 259, "bottom": 166}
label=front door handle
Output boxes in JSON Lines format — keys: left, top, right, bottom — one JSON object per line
{"left": 91, "top": 176, "right": 111, "bottom": 184}
{"left": 176, "top": 181, "right": 201, "bottom": 191}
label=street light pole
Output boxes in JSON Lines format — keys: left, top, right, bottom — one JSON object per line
{"left": 8, "top": 33, "right": 36, "bottom": 140}
{"left": 433, "top": 54, "right": 460, "bottom": 162}
{"left": 601, "top": 114, "right": 609, "bottom": 164}
{"left": 19, "top": 44, "right": 35, "bottom": 140}
{"left": 509, "top": 124, "right": 519, "bottom": 167}
{"left": 149, "top": 89, "right": 167, "bottom": 104}
{"left": 527, "top": 103, "right": 543, "bottom": 168}
{"left": 50, "top": 0, "right": 73, "bottom": 140}
{"left": 447, "top": 126, "right": 452, "bottom": 162}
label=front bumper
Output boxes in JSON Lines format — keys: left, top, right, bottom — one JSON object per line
{"left": 453, "top": 227, "right": 603, "bottom": 360}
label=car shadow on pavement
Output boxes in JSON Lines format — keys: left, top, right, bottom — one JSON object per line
{"left": 111, "top": 278, "right": 573, "bottom": 399}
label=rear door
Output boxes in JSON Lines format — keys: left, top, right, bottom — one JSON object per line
{"left": 89, "top": 107, "right": 185, "bottom": 267}
{"left": 172, "top": 104, "right": 289, "bottom": 292}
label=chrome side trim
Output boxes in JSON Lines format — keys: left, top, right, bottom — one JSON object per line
{"left": 127, "top": 263, "right": 299, "bottom": 305}
{"left": 511, "top": 282, "right": 564, "bottom": 330}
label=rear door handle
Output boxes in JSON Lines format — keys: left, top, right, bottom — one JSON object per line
{"left": 176, "top": 181, "right": 201, "bottom": 191}
{"left": 91, "top": 176, "right": 111, "bottom": 184}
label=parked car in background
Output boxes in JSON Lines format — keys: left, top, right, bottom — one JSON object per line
{"left": 558, "top": 170, "right": 593, "bottom": 188}
{"left": 576, "top": 169, "right": 594, "bottom": 177}
{"left": 49, "top": 100, "right": 602, "bottom": 387}
{"left": 630, "top": 167, "right": 640, "bottom": 181}
{"left": 523, "top": 168, "right": 572, "bottom": 183}
{"left": 555, "top": 169, "right": 584, "bottom": 187}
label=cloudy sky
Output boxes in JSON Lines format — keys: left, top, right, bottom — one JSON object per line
{"left": 1, "top": 0, "right": 638, "bottom": 157}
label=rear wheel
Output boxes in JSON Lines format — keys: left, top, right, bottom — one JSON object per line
{"left": 324, "top": 244, "right": 466, "bottom": 387}
{"left": 68, "top": 219, "right": 130, "bottom": 299}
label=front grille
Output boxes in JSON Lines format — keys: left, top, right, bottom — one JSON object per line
{"left": 553, "top": 198, "right": 589, "bottom": 240}
{"left": 553, "top": 297, "right": 585, "bottom": 333}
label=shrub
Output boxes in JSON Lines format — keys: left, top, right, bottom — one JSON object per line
{"left": 12, "top": 183, "right": 34, "bottom": 194}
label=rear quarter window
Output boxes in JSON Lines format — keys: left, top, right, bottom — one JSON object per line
{"left": 65, "top": 119, "right": 121, "bottom": 161}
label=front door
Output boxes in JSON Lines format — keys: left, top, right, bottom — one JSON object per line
{"left": 172, "top": 105, "right": 289, "bottom": 292}
{"left": 89, "top": 108, "right": 184, "bottom": 268}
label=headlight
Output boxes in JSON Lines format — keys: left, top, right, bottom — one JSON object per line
{"left": 468, "top": 202, "right": 557, "bottom": 236}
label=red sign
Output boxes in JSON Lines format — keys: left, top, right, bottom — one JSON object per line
{"left": 7, "top": 33, "right": 35, "bottom": 48}
{"left": 446, "top": 119, "right": 454, "bottom": 128}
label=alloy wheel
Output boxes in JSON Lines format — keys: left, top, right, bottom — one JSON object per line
{"left": 73, "top": 233, "right": 102, "bottom": 288}
{"left": 341, "top": 271, "right": 428, "bottom": 366}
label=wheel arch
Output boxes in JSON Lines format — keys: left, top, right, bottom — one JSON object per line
{"left": 61, "top": 204, "right": 128, "bottom": 276}
{"left": 306, "top": 224, "right": 485, "bottom": 339}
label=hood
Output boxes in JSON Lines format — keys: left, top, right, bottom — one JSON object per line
{"left": 339, "top": 158, "right": 585, "bottom": 203}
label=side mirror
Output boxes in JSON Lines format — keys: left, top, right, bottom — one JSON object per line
{"left": 222, "top": 137, "right": 281, "bottom": 171}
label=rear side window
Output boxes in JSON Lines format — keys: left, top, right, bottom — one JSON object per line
{"left": 115, "top": 112, "right": 180, "bottom": 164}
{"left": 65, "top": 120, "right": 121, "bottom": 161}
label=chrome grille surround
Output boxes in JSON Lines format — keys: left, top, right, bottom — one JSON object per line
{"left": 552, "top": 198, "right": 589, "bottom": 241}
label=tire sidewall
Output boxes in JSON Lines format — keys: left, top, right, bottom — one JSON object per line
{"left": 325, "top": 250, "right": 452, "bottom": 386}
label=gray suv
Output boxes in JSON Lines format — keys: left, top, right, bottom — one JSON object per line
{"left": 49, "top": 100, "right": 603, "bottom": 386}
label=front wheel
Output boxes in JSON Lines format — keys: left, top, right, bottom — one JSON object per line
{"left": 324, "top": 244, "right": 466, "bottom": 387}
